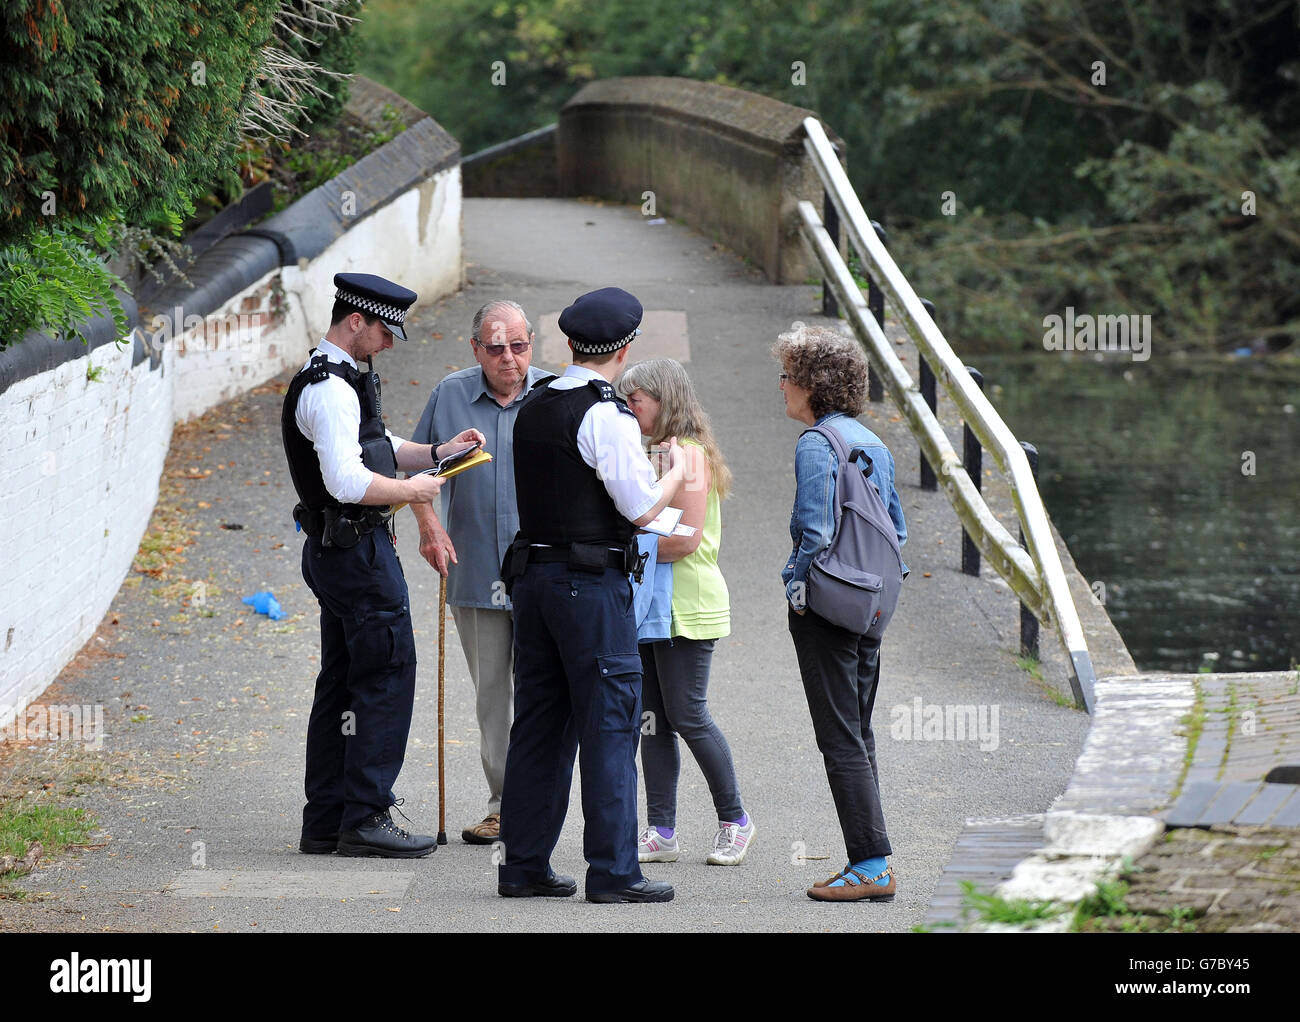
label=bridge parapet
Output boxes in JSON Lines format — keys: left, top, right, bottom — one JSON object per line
{"left": 558, "top": 77, "right": 843, "bottom": 284}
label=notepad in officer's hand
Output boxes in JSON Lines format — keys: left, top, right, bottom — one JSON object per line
{"left": 416, "top": 442, "right": 493, "bottom": 480}
{"left": 641, "top": 506, "right": 697, "bottom": 538}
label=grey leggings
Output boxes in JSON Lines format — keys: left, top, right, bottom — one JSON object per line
{"left": 639, "top": 637, "right": 744, "bottom": 828}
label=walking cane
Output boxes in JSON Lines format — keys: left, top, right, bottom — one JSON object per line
{"left": 437, "top": 572, "right": 447, "bottom": 845}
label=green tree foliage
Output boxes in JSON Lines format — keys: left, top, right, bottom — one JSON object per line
{"left": 0, "top": 1, "right": 363, "bottom": 351}
{"left": 0, "top": 220, "right": 128, "bottom": 350}
{"left": 361, "top": 0, "right": 1300, "bottom": 353}
{"left": 890, "top": 0, "right": 1300, "bottom": 353}
{"left": 1, "top": 0, "right": 280, "bottom": 243}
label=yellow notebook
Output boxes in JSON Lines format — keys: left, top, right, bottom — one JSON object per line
{"left": 392, "top": 449, "right": 492, "bottom": 512}
{"left": 435, "top": 448, "right": 492, "bottom": 479}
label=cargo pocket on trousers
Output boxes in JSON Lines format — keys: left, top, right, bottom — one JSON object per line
{"left": 357, "top": 604, "right": 416, "bottom": 668}
{"left": 594, "top": 652, "right": 642, "bottom": 734}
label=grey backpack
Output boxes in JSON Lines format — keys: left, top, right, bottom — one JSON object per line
{"left": 802, "top": 423, "right": 905, "bottom": 638}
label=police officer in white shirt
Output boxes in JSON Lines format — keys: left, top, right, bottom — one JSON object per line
{"left": 282, "top": 272, "right": 483, "bottom": 858}
{"left": 497, "top": 287, "right": 688, "bottom": 901}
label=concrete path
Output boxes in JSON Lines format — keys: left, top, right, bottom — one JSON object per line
{"left": 0, "top": 198, "right": 1091, "bottom": 932}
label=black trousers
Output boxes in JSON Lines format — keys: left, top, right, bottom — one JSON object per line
{"left": 788, "top": 606, "right": 892, "bottom": 862}
{"left": 499, "top": 562, "right": 645, "bottom": 894}
{"left": 300, "top": 530, "right": 417, "bottom": 835}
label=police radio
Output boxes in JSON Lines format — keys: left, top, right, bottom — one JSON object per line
{"left": 365, "top": 357, "right": 382, "bottom": 416}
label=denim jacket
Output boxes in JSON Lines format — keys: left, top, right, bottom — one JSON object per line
{"left": 632, "top": 533, "right": 673, "bottom": 642}
{"left": 782, "top": 412, "right": 908, "bottom": 607}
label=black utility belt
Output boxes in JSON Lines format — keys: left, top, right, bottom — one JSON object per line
{"left": 294, "top": 503, "right": 392, "bottom": 548}
{"left": 501, "top": 538, "right": 646, "bottom": 595}
{"left": 526, "top": 544, "right": 629, "bottom": 570}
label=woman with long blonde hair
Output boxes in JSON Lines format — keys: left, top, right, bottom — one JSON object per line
{"left": 616, "top": 358, "right": 752, "bottom": 866}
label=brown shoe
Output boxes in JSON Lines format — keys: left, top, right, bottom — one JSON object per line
{"left": 807, "top": 865, "right": 896, "bottom": 902}
{"left": 461, "top": 813, "right": 500, "bottom": 845}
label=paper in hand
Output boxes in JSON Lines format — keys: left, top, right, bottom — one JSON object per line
{"left": 641, "top": 506, "right": 697, "bottom": 538}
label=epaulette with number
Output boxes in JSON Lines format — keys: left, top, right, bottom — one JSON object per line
{"left": 587, "top": 378, "right": 636, "bottom": 416}
{"left": 303, "top": 351, "right": 358, "bottom": 386}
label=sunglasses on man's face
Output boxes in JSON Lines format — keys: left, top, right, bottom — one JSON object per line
{"left": 476, "top": 339, "right": 531, "bottom": 357}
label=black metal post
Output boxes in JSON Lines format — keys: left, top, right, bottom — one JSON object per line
{"left": 866, "top": 220, "right": 887, "bottom": 403}
{"left": 1019, "top": 441, "right": 1041, "bottom": 660}
{"left": 961, "top": 366, "right": 984, "bottom": 576}
{"left": 918, "top": 298, "right": 938, "bottom": 491}
{"left": 822, "top": 188, "right": 839, "bottom": 319}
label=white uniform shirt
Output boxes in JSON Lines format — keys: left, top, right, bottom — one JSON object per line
{"left": 549, "top": 364, "right": 662, "bottom": 522}
{"left": 294, "top": 339, "right": 408, "bottom": 504}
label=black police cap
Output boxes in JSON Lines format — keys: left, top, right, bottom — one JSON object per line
{"left": 558, "top": 287, "right": 643, "bottom": 356}
{"left": 333, "top": 272, "right": 418, "bottom": 341}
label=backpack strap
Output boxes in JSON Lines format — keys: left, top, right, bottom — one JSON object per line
{"left": 805, "top": 422, "right": 849, "bottom": 463}
{"left": 802, "top": 423, "right": 854, "bottom": 536}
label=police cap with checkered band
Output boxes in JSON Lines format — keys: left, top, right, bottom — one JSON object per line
{"left": 333, "top": 272, "right": 418, "bottom": 341}
{"left": 558, "top": 287, "right": 643, "bottom": 356}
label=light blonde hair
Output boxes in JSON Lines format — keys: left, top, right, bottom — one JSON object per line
{"left": 617, "top": 358, "right": 732, "bottom": 499}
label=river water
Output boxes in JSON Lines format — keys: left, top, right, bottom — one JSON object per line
{"left": 974, "top": 354, "right": 1298, "bottom": 674}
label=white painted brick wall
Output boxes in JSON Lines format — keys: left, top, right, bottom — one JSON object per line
{"left": 0, "top": 165, "right": 462, "bottom": 727}
{"left": 0, "top": 339, "right": 172, "bottom": 722}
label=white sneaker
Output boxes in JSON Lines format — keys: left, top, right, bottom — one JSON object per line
{"left": 638, "top": 826, "right": 680, "bottom": 862}
{"left": 707, "top": 817, "right": 755, "bottom": 866}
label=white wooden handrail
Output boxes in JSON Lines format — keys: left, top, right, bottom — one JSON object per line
{"left": 799, "top": 116, "right": 1097, "bottom": 712}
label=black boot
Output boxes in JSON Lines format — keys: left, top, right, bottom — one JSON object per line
{"left": 338, "top": 810, "right": 437, "bottom": 859}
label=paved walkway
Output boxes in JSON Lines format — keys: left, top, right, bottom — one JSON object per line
{"left": 0, "top": 199, "right": 1093, "bottom": 932}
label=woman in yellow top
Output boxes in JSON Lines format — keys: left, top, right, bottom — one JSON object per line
{"left": 617, "top": 359, "right": 753, "bottom": 866}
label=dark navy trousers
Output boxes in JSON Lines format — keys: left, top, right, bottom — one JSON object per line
{"left": 498, "top": 561, "right": 645, "bottom": 895}
{"left": 300, "top": 530, "right": 417, "bottom": 835}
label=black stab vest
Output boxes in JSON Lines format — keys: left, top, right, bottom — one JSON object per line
{"left": 513, "top": 379, "right": 637, "bottom": 547}
{"left": 281, "top": 351, "right": 397, "bottom": 513}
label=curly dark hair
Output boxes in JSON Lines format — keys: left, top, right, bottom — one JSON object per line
{"left": 772, "top": 324, "right": 868, "bottom": 418}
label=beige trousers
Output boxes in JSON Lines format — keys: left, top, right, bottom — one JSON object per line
{"left": 449, "top": 605, "right": 515, "bottom": 814}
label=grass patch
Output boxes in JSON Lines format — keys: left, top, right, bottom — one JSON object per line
{"left": 1217, "top": 681, "right": 1240, "bottom": 782}
{"left": 960, "top": 880, "right": 1062, "bottom": 926}
{"left": 1016, "top": 654, "right": 1077, "bottom": 709}
{"left": 1072, "top": 876, "right": 1130, "bottom": 928}
{"left": 1170, "top": 685, "right": 1206, "bottom": 801}
{"left": 0, "top": 802, "right": 94, "bottom": 864}
{"left": 0, "top": 801, "right": 95, "bottom": 901}
{"left": 1071, "top": 871, "right": 1200, "bottom": 933}
{"left": 0, "top": 731, "right": 178, "bottom": 899}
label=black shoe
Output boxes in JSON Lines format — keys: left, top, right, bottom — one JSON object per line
{"left": 337, "top": 811, "right": 437, "bottom": 859}
{"left": 498, "top": 872, "right": 578, "bottom": 898}
{"left": 299, "top": 832, "right": 338, "bottom": 854}
{"left": 587, "top": 878, "right": 675, "bottom": 903}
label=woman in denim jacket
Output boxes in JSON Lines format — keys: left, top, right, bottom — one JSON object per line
{"left": 774, "top": 325, "right": 907, "bottom": 902}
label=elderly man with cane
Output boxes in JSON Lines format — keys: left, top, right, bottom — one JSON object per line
{"left": 411, "top": 300, "right": 553, "bottom": 846}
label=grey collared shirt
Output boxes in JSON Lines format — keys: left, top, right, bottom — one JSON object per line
{"left": 411, "top": 365, "right": 553, "bottom": 608}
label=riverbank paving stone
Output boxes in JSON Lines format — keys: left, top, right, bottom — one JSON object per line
{"left": 1165, "top": 673, "right": 1300, "bottom": 829}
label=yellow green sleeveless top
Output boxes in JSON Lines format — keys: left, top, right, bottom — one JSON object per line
{"left": 671, "top": 439, "right": 730, "bottom": 639}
